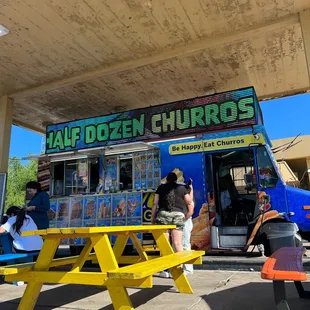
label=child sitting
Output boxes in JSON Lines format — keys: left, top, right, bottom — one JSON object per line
{"left": 0, "top": 206, "right": 43, "bottom": 253}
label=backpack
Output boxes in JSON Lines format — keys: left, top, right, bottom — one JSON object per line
{"left": 162, "top": 183, "right": 176, "bottom": 212}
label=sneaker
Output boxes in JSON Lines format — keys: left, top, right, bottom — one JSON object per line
{"left": 159, "top": 271, "right": 171, "bottom": 278}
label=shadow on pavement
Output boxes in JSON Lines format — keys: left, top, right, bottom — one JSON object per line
{"left": 0, "top": 283, "right": 173, "bottom": 310}
{"left": 98, "top": 285, "right": 173, "bottom": 310}
{"left": 200, "top": 282, "right": 310, "bottom": 310}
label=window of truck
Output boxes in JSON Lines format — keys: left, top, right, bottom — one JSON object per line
{"left": 256, "top": 146, "right": 278, "bottom": 188}
{"left": 119, "top": 156, "right": 133, "bottom": 190}
{"left": 230, "top": 166, "right": 257, "bottom": 194}
{"left": 51, "top": 158, "right": 99, "bottom": 196}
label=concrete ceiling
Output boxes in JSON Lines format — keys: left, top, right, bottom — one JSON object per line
{"left": 1, "top": 0, "right": 310, "bottom": 133}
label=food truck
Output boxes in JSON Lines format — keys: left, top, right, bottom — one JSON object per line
{"left": 31, "top": 87, "right": 310, "bottom": 254}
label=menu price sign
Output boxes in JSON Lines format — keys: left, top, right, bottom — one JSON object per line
{"left": 78, "top": 160, "right": 88, "bottom": 177}
{"left": 133, "top": 150, "right": 161, "bottom": 189}
{"left": 104, "top": 156, "right": 117, "bottom": 191}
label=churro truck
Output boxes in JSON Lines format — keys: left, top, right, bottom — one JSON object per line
{"left": 31, "top": 87, "right": 309, "bottom": 255}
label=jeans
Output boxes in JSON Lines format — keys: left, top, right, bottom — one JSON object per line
{"left": 183, "top": 218, "right": 194, "bottom": 273}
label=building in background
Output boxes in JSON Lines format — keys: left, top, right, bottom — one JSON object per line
{"left": 272, "top": 136, "right": 310, "bottom": 190}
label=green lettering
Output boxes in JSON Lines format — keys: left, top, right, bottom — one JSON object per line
{"left": 205, "top": 104, "right": 220, "bottom": 125}
{"left": 122, "top": 120, "right": 132, "bottom": 139}
{"left": 53, "top": 131, "right": 64, "bottom": 150}
{"left": 220, "top": 101, "right": 237, "bottom": 122}
{"left": 176, "top": 109, "right": 190, "bottom": 129}
{"left": 151, "top": 114, "right": 161, "bottom": 134}
{"left": 238, "top": 97, "right": 255, "bottom": 120}
{"left": 71, "top": 127, "right": 81, "bottom": 148}
{"left": 162, "top": 111, "right": 175, "bottom": 132}
{"left": 191, "top": 107, "right": 205, "bottom": 127}
{"left": 110, "top": 121, "right": 122, "bottom": 140}
{"left": 46, "top": 132, "right": 54, "bottom": 149}
{"left": 63, "top": 127, "right": 72, "bottom": 148}
{"left": 132, "top": 114, "right": 145, "bottom": 137}
{"left": 85, "top": 125, "right": 96, "bottom": 144}
{"left": 97, "top": 124, "right": 109, "bottom": 142}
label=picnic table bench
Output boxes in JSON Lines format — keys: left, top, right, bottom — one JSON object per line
{"left": 261, "top": 247, "right": 310, "bottom": 310}
{"left": 0, "top": 233, "right": 39, "bottom": 265}
{"left": 0, "top": 225, "right": 204, "bottom": 310}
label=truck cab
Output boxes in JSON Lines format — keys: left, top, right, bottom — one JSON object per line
{"left": 155, "top": 124, "right": 309, "bottom": 252}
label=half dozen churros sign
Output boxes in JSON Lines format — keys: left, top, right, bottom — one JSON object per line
{"left": 45, "top": 87, "right": 259, "bottom": 154}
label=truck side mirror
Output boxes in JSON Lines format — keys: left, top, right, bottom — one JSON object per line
{"left": 262, "top": 194, "right": 270, "bottom": 204}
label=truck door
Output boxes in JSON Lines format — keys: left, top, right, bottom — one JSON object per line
{"left": 205, "top": 154, "right": 217, "bottom": 219}
{"left": 255, "top": 145, "right": 288, "bottom": 213}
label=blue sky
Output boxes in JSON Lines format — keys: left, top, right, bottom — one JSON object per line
{"left": 9, "top": 93, "right": 310, "bottom": 159}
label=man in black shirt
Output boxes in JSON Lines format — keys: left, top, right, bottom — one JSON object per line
{"left": 151, "top": 172, "right": 193, "bottom": 253}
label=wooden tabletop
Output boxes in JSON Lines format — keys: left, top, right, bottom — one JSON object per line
{"left": 22, "top": 225, "right": 176, "bottom": 236}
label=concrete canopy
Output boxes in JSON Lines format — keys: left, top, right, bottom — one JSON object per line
{"left": 1, "top": 1, "right": 310, "bottom": 133}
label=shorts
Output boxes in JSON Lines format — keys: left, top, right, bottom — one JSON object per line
{"left": 156, "top": 210, "right": 185, "bottom": 231}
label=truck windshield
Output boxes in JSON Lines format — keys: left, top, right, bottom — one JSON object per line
{"left": 256, "top": 146, "right": 278, "bottom": 188}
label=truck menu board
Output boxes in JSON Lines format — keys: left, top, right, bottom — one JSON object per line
{"left": 49, "top": 192, "right": 143, "bottom": 245}
{"left": 133, "top": 150, "right": 160, "bottom": 190}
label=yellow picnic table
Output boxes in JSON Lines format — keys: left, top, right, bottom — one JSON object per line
{"left": 0, "top": 225, "right": 204, "bottom": 310}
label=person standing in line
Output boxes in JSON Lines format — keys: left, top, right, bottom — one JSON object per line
{"left": 151, "top": 172, "right": 194, "bottom": 278}
{"left": 26, "top": 181, "right": 50, "bottom": 230}
{"left": 183, "top": 179, "right": 194, "bottom": 275}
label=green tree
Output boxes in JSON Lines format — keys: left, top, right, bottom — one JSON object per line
{"left": 5, "top": 157, "right": 38, "bottom": 211}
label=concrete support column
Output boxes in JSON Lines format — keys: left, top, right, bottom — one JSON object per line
{"left": 0, "top": 96, "right": 13, "bottom": 173}
{"left": 300, "top": 10, "right": 310, "bottom": 83}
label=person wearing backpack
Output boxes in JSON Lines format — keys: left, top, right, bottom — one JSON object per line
{"left": 151, "top": 172, "right": 194, "bottom": 250}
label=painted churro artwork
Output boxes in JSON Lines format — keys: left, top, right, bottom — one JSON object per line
{"left": 71, "top": 198, "right": 83, "bottom": 220}
{"left": 57, "top": 199, "right": 70, "bottom": 221}
{"left": 97, "top": 195, "right": 111, "bottom": 219}
{"left": 83, "top": 197, "right": 97, "bottom": 220}
{"left": 112, "top": 194, "right": 127, "bottom": 217}
{"left": 127, "top": 192, "right": 142, "bottom": 217}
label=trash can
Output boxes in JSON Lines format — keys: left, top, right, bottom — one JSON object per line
{"left": 261, "top": 222, "right": 298, "bottom": 254}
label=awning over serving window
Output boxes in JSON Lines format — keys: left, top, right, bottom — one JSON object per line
{"left": 22, "top": 142, "right": 158, "bottom": 162}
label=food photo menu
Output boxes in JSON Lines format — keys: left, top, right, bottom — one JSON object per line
{"left": 133, "top": 150, "right": 161, "bottom": 190}
{"left": 49, "top": 191, "right": 143, "bottom": 245}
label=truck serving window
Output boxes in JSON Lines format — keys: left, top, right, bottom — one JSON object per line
{"left": 256, "top": 146, "right": 278, "bottom": 188}
{"left": 119, "top": 157, "right": 133, "bottom": 190}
